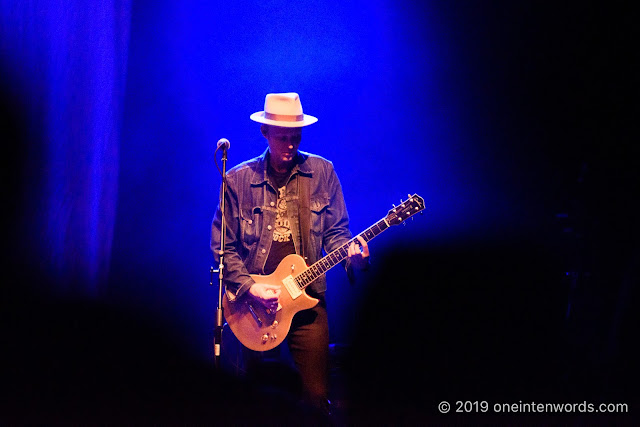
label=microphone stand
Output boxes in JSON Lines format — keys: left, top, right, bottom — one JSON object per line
{"left": 212, "top": 143, "right": 229, "bottom": 370}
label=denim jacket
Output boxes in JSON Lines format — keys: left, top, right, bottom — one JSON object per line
{"left": 210, "top": 149, "right": 353, "bottom": 301}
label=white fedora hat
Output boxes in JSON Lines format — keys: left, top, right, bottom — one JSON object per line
{"left": 250, "top": 92, "right": 318, "bottom": 127}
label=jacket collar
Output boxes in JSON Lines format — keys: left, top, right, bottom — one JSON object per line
{"left": 250, "top": 148, "right": 313, "bottom": 185}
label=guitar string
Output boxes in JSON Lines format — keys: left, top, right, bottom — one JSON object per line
{"left": 291, "top": 196, "right": 424, "bottom": 288}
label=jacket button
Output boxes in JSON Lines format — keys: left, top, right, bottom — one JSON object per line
{"left": 248, "top": 220, "right": 253, "bottom": 225}
{"left": 267, "top": 225, "right": 272, "bottom": 230}
{"left": 261, "top": 249, "right": 266, "bottom": 254}
{"left": 270, "top": 202, "right": 275, "bottom": 206}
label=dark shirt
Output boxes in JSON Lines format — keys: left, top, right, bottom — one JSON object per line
{"left": 264, "top": 164, "right": 296, "bottom": 274}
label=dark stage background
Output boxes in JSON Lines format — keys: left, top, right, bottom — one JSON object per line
{"left": 2, "top": 1, "right": 637, "bottom": 423}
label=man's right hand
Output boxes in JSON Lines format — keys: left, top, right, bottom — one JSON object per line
{"left": 248, "top": 283, "right": 281, "bottom": 311}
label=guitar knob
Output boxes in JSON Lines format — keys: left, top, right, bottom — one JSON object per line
{"left": 261, "top": 334, "right": 269, "bottom": 343}
{"left": 271, "top": 320, "right": 278, "bottom": 328}
{"left": 271, "top": 334, "right": 277, "bottom": 340}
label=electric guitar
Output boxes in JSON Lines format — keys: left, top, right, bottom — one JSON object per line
{"left": 222, "top": 194, "right": 425, "bottom": 351}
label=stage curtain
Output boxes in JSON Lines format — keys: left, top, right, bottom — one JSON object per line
{"left": 1, "top": 0, "right": 131, "bottom": 296}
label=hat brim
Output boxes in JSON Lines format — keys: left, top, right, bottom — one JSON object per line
{"left": 250, "top": 111, "right": 318, "bottom": 128}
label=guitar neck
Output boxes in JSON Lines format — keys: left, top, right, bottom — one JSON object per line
{"left": 294, "top": 218, "right": 389, "bottom": 289}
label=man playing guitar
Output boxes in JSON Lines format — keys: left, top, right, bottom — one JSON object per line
{"left": 211, "top": 92, "right": 370, "bottom": 415}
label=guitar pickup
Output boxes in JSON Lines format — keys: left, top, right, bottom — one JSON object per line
{"left": 247, "top": 303, "right": 263, "bottom": 327}
{"left": 283, "top": 275, "right": 302, "bottom": 299}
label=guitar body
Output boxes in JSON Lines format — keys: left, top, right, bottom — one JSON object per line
{"left": 222, "top": 254, "right": 319, "bottom": 351}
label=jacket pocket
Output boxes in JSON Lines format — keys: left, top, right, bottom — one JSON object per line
{"left": 310, "top": 195, "right": 330, "bottom": 235}
{"left": 240, "top": 206, "right": 262, "bottom": 245}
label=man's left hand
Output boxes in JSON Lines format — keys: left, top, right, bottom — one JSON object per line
{"left": 348, "top": 235, "right": 370, "bottom": 270}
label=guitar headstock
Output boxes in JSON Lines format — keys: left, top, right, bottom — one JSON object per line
{"left": 386, "top": 194, "right": 425, "bottom": 226}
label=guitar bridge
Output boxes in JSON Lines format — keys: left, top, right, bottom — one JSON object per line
{"left": 282, "top": 275, "right": 302, "bottom": 299}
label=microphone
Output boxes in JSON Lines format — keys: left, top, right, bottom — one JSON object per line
{"left": 217, "top": 138, "right": 230, "bottom": 150}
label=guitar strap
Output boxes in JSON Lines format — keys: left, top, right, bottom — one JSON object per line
{"left": 298, "top": 174, "right": 311, "bottom": 264}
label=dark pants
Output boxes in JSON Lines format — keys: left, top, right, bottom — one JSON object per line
{"left": 287, "top": 293, "right": 329, "bottom": 406}
{"left": 242, "top": 292, "right": 329, "bottom": 411}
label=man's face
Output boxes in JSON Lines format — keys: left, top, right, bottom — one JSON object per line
{"left": 263, "top": 125, "right": 302, "bottom": 166}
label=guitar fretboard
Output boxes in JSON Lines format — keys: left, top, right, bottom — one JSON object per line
{"left": 294, "top": 219, "right": 389, "bottom": 289}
